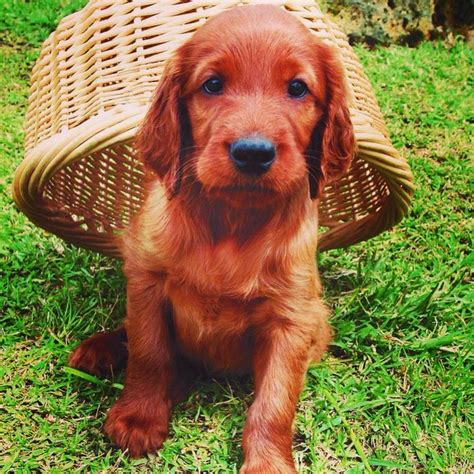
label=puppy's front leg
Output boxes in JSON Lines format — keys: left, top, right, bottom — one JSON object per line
{"left": 241, "top": 322, "right": 312, "bottom": 474}
{"left": 104, "top": 271, "right": 175, "bottom": 457}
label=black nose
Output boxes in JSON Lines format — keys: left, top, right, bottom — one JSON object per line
{"left": 229, "top": 137, "right": 276, "bottom": 175}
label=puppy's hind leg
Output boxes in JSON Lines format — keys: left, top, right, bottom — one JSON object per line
{"left": 69, "top": 326, "right": 128, "bottom": 377}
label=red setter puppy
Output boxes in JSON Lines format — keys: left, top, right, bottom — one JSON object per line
{"left": 70, "top": 5, "right": 354, "bottom": 472}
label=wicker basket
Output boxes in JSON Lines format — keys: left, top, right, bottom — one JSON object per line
{"left": 13, "top": 0, "right": 414, "bottom": 257}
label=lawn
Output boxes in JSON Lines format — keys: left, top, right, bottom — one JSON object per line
{"left": 1, "top": 1, "right": 473, "bottom": 472}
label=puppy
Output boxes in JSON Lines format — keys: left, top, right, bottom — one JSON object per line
{"left": 69, "top": 5, "right": 354, "bottom": 472}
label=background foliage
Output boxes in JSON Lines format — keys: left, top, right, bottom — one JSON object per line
{"left": 319, "top": 0, "right": 474, "bottom": 46}
{"left": 1, "top": 0, "right": 473, "bottom": 472}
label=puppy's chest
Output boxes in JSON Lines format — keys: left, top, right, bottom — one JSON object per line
{"left": 161, "top": 238, "right": 295, "bottom": 372}
{"left": 167, "top": 238, "right": 277, "bottom": 295}
{"left": 165, "top": 279, "right": 263, "bottom": 373}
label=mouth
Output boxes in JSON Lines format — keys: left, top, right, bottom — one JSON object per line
{"left": 202, "top": 181, "right": 280, "bottom": 208}
{"left": 218, "top": 184, "right": 276, "bottom": 194}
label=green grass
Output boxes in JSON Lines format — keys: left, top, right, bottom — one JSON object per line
{"left": 1, "top": 2, "right": 473, "bottom": 472}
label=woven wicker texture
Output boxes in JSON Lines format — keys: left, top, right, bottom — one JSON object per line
{"left": 13, "top": 0, "right": 414, "bottom": 257}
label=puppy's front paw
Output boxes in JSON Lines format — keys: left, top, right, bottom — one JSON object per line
{"left": 104, "top": 399, "right": 169, "bottom": 458}
{"left": 240, "top": 458, "right": 297, "bottom": 474}
{"left": 69, "top": 330, "right": 127, "bottom": 377}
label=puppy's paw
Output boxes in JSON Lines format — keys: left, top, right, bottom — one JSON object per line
{"left": 240, "top": 458, "right": 297, "bottom": 474}
{"left": 69, "top": 330, "right": 127, "bottom": 377}
{"left": 104, "top": 400, "right": 169, "bottom": 458}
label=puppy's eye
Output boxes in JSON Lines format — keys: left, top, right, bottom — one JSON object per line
{"left": 202, "top": 76, "right": 224, "bottom": 95}
{"left": 288, "top": 80, "right": 308, "bottom": 98}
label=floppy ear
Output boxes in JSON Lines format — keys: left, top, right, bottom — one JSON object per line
{"left": 307, "top": 43, "right": 355, "bottom": 199}
{"left": 135, "top": 58, "right": 192, "bottom": 197}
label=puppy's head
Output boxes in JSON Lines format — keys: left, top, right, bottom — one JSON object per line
{"left": 137, "top": 5, "right": 355, "bottom": 206}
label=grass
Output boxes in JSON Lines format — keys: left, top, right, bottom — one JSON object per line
{"left": 1, "top": 2, "right": 473, "bottom": 472}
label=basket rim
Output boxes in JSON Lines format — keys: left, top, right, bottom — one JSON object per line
{"left": 14, "top": 104, "right": 145, "bottom": 225}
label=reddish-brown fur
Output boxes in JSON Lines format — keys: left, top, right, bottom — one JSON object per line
{"left": 70, "top": 5, "right": 354, "bottom": 472}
